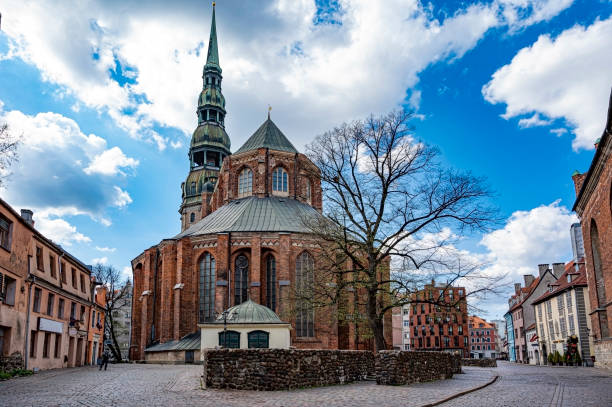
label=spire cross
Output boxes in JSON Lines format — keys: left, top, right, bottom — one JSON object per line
{"left": 268, "top": 105, "right": 272, "bottom": 119}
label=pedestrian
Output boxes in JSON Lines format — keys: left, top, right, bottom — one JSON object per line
{"left": 99, "top": 349, "right": 110, "bottom": 371}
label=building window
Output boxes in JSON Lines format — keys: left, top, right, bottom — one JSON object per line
{"left": 71, "top": 268, "right": 76, "bottom": 288}
{"left": 199, "top": 253, "right": 216, "bottom": 323}
{"left": 234, "top": 255, "right": 249, "bottom": 305}
{"left": 218, "top": 330, "right": 240, "bottom": 348}
{"left": 33, "top": 288, "right": 42, "bottom": 313}
{"left": 272, "top": 167, "right": 288, "bottom": 193}
{"left": 590, "top": 220, "right": 609, "bottom": 338}
{"left": 58, "top": 299, "right": 65, "bottom": 319}
{"left": 296, "top": 251, "right": 315, "bottom": 338}
{"left": 1, "top": 274, "right": 16, "bottom": 306}
{"left": 54, "top": 334, "right": 61, "bottom": 358}
{"left": 46, "top": 293, "right": 54, "bottom": 316}
{"left": 0, "top": 215, "right": 11, "bottom": 250}
{"left": 266, "top": 255, "right": 276, "bottom": 312}
{"left": 29, "top": 331, "right": 37, "bottom": 358}
{"left": 566, "top": 291, "right": 572, "bottom": 309}
{"left": 49, "top": 254, "right": 56, "bottom": 278}
{"left": 60, "top": 262, "right": 66, "bottom": 284}
{"left": 190, "top": 212, "right": 195, "bottom": 223}
{"left": 238, "top": 168, "right": 253, "bottom": 197}
{"left": 92, "top": 310, "right": 96, "bottom": 328}
{"left": 248, "top": 330, "right": 269, "bottom": 348}
{"left": 191, "top": 181, "right": 196, "bottom": 195}
{"left": 36, "top": 247, "right": 43, "bottom": 271}
{"left": 70, "top": 302, "right": 76, "bottom": 322}
{"left": 42, "top": 332, "right": 50, "bottom": 358}
{"left": 80, "top": 274, "right": 86, "bottom": 293}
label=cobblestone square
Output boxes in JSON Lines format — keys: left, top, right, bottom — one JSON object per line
{"left": 0, "top": 361, "right": 611, "bottom": 406}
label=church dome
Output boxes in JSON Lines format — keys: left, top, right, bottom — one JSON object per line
{"left": 191, "top": 123, "right": 231, "bottom": 152}
{"left": 217, "top": 300, "right": 284, "bottom": 324}
{"left": 198, "top": 87, "right": 225, "bottom": 109}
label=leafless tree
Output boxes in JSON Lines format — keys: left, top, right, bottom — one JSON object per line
{"left": 0, "top": 123, "right": 20, "bottom": 186}
{"left": 300, "top": 110, "right": 502, "bottom": 351}
{"left": 92, "top": 264, "right": 130, "bottom": 362}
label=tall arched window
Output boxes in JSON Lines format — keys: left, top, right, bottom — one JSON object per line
{"left": 199, "top": 253, "right": 216, "bottom": 323}
{"left": 238, "top": 168, "right": 253, "bottom": 197}
{"left": 591, "top": 220, "right": 609, "bottom": 338}
{"left": 190, "top": 182, "right": 196, "bottom": 195}
{"left": 266, "top": 255, "right": 276, "bottom": 311}
{"left": 234, "top": 255, "right": 249, "bottom": 305}
{"left": 295, "top": 251, "right": 315, "bottom": 337}
{"left": 272, "top": 167, "right": 288, "bottom": 193}
{"left": 190, "top": 213, "right": 195, "bottom": 223}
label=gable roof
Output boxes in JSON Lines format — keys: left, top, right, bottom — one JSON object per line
{"left": 509, "top": 276, "right": 541, "bottom": 312}
{"left": 469, "top": 315, "right": 495, "bottom": 329}
{"left": 234, "top": 118, "right": 298, "bottom": 154}
{"left": 532, "top": 261, "right": 587, "bottom": 305}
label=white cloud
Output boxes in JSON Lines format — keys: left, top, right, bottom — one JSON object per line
{"left": 0, "top": 105, "right": 135, "bottom": 231}
{"left": 122, "top": 266, "right": 132, "bottom": 280}
{"left": 84, "top": 147, "right": 139, "bottom": 176}
{"left": 91, "top": 256, "right": 108, "bottom": 265}
{"left": 112, "top": 186, "right": 133, "bottom": 207}
{"left": 34, "top": 215, "right": 92, "bottom": 246}
{"left": 479, "top": 200, "right": 577, "bottom": 281}
{"left": 483, "top": 16, "right": 612, "bottom": 150}
{"left": 95, "top": 246, "right": 116, "bottom": 252}
{"left": 550, "top": 128, "right": 568, "bottom": 137}
{"left": 517, "top": 113, "right": 552, "bottom": 128}
{"left": 0, "top": 0, "right": 574, "bottom": 153}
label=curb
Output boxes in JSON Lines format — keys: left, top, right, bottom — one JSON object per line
{"left": 420, "top": 374, "right": 499, "bottom": 407}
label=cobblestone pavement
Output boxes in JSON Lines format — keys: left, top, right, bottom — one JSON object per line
{"left": 0, "top": 361, "right": 610, "bottom": 406}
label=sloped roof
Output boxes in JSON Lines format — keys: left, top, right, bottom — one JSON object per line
{"left": 175, "top": 196, "right": 322, "bottom": 238}
{"left": 145, "top": 331, "right": 200, "bottom": 352}
{"left": 468, "top": 315, "right": 495, "bottom": 329}
{"left": 509, "top": 276, "right": 540, "bottom": 312}
{"left": 234, "top": 118, "right": 298, "bottom": 154}
{"left": 532, "top": 261, "right": 587, "bottom": 305}
{"left": 211, "top": 300, "right": 286, "bottom": 324}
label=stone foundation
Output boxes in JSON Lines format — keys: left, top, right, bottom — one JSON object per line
{"left": 594, "top": 340, "right": 612, "bottom": 369}
{"left": 461, "top": 358, "right": 497, "bottom": 367}
{"left": 0, "top": 352, "right": 24, "bottom": 373}
{"left": 375, "top": 351, "right": 458, "bottom": 386}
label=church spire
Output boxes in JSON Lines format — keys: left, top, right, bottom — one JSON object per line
{"left": 205, "top": 2, "right": 220, "bottom": 72}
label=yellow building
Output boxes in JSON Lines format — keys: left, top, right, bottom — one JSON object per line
{"left": 533, "top": 261, "right": 593, "bottom": 364}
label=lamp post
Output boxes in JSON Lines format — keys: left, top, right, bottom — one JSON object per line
{"left": 216, "top": 309, "right": 238, "bottom": 348}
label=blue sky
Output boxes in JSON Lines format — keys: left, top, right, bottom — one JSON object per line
{"left": 0, "top": 0, "right": 610, "bottom": 319}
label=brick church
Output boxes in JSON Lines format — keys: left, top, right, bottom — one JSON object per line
{"left": 129, "top": 5, "right": 389, "bottom": 361}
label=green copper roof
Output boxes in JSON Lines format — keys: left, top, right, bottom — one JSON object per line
{"left": 175, "top": 196, "right": 322, "bottom": 238}
{"left": 191, "top": 123, "right": 231, "bottom": 151}
{"left": 204, "top": 4, "right": 220, "bottom": 72}
{"left": 235, "top": 118, "right": 298, "bottom": 154}
{"left": 216, "top": 300, "right": 285, "bottom": 324}
{"left": 198, "top": 87, "right": 225, "bottom": 109}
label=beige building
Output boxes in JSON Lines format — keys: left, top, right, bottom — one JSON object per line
{"left": 533, "top": 261, "right": 593, "bottom": 364}
{"left": 0, "top": 198, "right": 104, "bottom": 371}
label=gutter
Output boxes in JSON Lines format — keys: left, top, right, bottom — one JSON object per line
{"left": 24, "top": 255, "right": 34, "bottom": 370}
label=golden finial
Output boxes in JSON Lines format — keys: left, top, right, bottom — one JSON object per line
{"left": 212, "top": 1, "right": 215, "bottom": 7}
{"left": 268, "top": 105, "right": 272, "bottom": 119}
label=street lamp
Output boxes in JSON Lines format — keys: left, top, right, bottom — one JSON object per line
{"left": 215, "top": 309, "right": 238, "bottom": 348}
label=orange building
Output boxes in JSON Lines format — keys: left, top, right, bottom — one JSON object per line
{"left": 468, "top": 316, "right": 497, "bottom": 359}
{"left": 0, "top": 198, "right": 105, "bottom": 371}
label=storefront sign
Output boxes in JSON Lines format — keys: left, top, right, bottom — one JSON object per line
{"left": 38, "top": 317, "right": 64, "bottom": 334}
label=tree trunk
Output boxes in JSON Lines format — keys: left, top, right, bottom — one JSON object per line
{"left": 367, "top": 288, "right": 387, "bottom": 351}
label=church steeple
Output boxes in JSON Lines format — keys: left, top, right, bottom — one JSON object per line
{"left": 180, "top": 3, "right": 231, "bottom": 232}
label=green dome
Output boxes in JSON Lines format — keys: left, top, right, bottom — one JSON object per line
{"left": 191, "top": 124, "right": 231, "bottom": 152}
{"left": 218, "top": 300, "right": 284, "bottom": 324}
{"left": 198, "top": 87, "right": 225, "bottom": 109}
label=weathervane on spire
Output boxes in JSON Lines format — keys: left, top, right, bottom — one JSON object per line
{"left": 268, "top": 105, "right": 272, "bottom": 119}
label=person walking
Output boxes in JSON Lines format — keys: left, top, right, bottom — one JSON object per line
{"left": 99, "top": 349, "right": 110, "bottom": 371}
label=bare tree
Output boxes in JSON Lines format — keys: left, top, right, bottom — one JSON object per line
{"left": 300, "top": 110, "right": 501, "bottom": 351}
{"left": 92, "top": 264, "right": 130, "bottom": 362}
{"left": 0, "top": 123, "right": 19, "bottom": 186}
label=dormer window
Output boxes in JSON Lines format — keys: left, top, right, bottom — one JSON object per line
{"left": 272, "top": 167, "right": 288, "bottom": 194}
{"left": 238, "top": 168, "right": 253, "bottom": 197}
{"left": 191, "top": 182, "right": 196, "bottom": 195}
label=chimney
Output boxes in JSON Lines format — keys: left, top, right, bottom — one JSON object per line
{"left": 538, "top": 264, "right": 549, "bottom": 277}
{"left": 523, "top": 274, "right": 535, "bottom": 288}
{"left": 514, "top": 283, "right": 521, "bottom": 294}
{"left": 20, "top": 209, "right": 34, "bottom": 226}
{"left": 552, "top": 263, "right": 565, "bottom": 278}
{"left": 572, "top": 171, "right": 587, "bottom": 197}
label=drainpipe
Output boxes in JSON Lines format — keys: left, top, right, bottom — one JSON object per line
{"left": 227, "top": 232, "right": 231, "bottom": 309}
{"left": 58, "top": 252, "right": 65, "bottom": 289}
{"left": 150, "top": 248, "right": 160, "bottom": 345}
{"left": 24, "top": 255, "right": 34, "bottom": 370}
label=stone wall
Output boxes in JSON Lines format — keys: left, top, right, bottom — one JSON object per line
{"left": 203, "top": 349, "right": 459, "bottom": 390}
{"left": 461, "top": 358, "right": 497, "bottom": 367}
{"left": 0, "top": 352, "right": 24, "bottom": 373}
{"left": 204, "top": 349, "right": 374, "bottom": 390}
{"left": 375, "top": 351, "right": 457, "bottom": 385}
